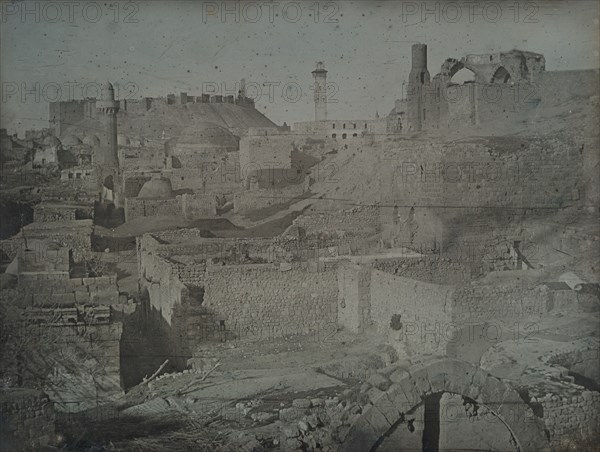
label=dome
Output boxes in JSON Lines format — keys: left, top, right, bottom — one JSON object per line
{"left": 42, "top": 136, "right": 61, "bottom": 147}
{"left": 117, "top": 134, "right": 131, "bottom": 146}
{"left": 137, "top": 176, "right": 174, "bottom": 199}
{"left": 176, "top": 122, "right": 238, "bottom": 151}
{"left": 83, "top": 135, "right": 100, "bottom": 147}
{"left": 62, "top": 135, "right": 82, "bottom": 147}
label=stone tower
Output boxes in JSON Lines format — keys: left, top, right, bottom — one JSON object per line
{"left": 312, "top": 61, "right": 328, "bottom": 121}
{"left": 407, "top": 44, "right": 430, "bottom": 131}
{"left": 96, "top": 81, "right": 120, "bottom": 168}
{"left": 96, "top": 81, "right": 121, "bottom": 206}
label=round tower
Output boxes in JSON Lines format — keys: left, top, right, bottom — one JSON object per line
{"left": 407, "top": 43, "right": 430, "bottom": 131}
{"left": 96, "top": 81, "right": 120, "bottom": 168}
{"left": 312, "top": 62, "right": 328, "bottom": 121}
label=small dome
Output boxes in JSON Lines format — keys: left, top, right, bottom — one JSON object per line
{"left": 43, "top": 136, "right": 61, "bottom": 147}
{"left": 83, "top": 135, "right": 100, "bottom": 147}
{"left": 62, "top": 135, "right": 82, "bottom": 147}
{"left": 137, "top": 176, "right": 174, "bottom": 199}
{"left": 176, "top": 122, "right": 238, "bottom": 150}
{"left": 117, "top": 134, "right": 131, "bottom": 146}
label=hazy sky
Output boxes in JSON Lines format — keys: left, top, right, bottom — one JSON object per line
{"left": 1, "top": 0, "right": 599, "bottom": 134}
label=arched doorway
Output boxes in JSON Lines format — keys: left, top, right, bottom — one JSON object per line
{"left": 341, "top": 359, "right": 548, "bottom": 452}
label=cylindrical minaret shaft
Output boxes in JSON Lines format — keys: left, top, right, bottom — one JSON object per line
{"left": 96, "top": 82, "right": 120, "bottom": 168}
{"left": 312, "top": 62, "right": 328, "bottom": 121}
{"left": 407, "top": 44, "right": 430, "bottom": 131}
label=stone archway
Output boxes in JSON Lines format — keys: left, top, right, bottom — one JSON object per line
{"left": 491, "top": 66, "right": 513, "bottom": 84}
{"left": 340, "top": 358, "right": 549, "bottom": 452}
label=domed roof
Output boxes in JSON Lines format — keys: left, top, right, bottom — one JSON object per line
{"left": 62, "top": 135, "right": 82, "bottom": 147}
{"left": 137, "top": 176, "right": 174, "bottom": 199}
{"left": 176, "top": 122, "right": 238, "bottom": 150}
{"left": 42, "top": 135, "right": 61, "bottom": 147}
{"left": 117, "top": 134, "right": 131, "bottom": 146}
{"left": 83, "top": 135, "right": 100, "bottom": 146}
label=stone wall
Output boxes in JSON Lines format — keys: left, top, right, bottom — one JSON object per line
{"left": 532, "top": 382, "right": 600, "bottom": 446}
{"left": 451, "top": 283, "right": 549, "bottom": 323}
{"left": 369, "top": 269, "right": 454, "bottom": 355}
{"left": 16, "top": 273, "right": 121, "bottom": 306}
{"left": 139, "top": 235, "right": 339, "bottom": 366}
{"left": 337, "top": 262, "right": 371, "bottom": 334}
{"left": 380, "top": 135, "right": 583, "bottom": 249}
{"left": 0, "top": 389, "right": 55, "bottom": 449}
{"left": 373, "top": 257, "right": 472, "bottom": 285}
{"left": 289, "top": 206, "right": 381, "bottom": 243}
{"left": 33, "top": 205, "right": 76, "bottom": 222}
{"left": 202, "top": 262, "right": 338, "bottom": 340}
{"left": 124, "top": 197, "right": 181, "bottom": 222}
{"left": 22, "top": 220, "right": 92, "bottom": 261}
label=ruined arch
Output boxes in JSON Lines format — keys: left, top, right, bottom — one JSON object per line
{"left": 491, "top": 66, "right": 513, "bottom": 84}
{"left": 340, "top": 358, "right": 549, "bottom": 452}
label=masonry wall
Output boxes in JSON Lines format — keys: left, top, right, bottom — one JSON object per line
{"left": 33, "top": 206, "right": 76, "bottom": 222}
{"left": 16, "top": 273, "right": 121, "bottom": 306}
{"left": 139, "top": 237, "right": 339, "bottom": 366}
{"left": 451, "top": 283, "right": 549, "bottom": 323}
{"left": 21, "top": 220, "right": 92, "bottom": 261}
{"left": 474, "top": 82, "right": 540, "bottom": 125}
{"left": 380, "top": 136, "right": 583, "bottom": 249}
{"left": 239, "top": 134, "right": 293, "bottom": 168}
{"left": 289, "top": 206, "right": 380, "bottom": 242}
{"left": 124, "top": 197, "right": 181, "bottom": 222}
{"left": 536, "top": 386, "right": 600, "bottom": 445}
{"left": 202, "top": 262, "right": 339, "bottom": 340}
{"left": 337, "top": 262, "right": 371, "bottom": 334}
{"left": 373, "top": 257, "right": 472, "bottom": 285}
{"left": 0, "top": 389, "right": 55, "bottom": 449}
{"left": 369, "top": 269, "right": 454, "bottom": 355}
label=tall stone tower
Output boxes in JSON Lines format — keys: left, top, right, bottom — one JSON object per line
{"left": 312, "top": 61, "right": 328, "bottom": 121}
{"left": 96, "top": 82, "right": 121, "bottom": 206}
{"left": 96, "top": 81, "right": 119, "bottom": 167}
{"left": 407, "top": 44, "right": 430, "bottom": 131}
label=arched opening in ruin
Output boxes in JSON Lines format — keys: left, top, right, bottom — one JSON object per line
{"left": 450, "top": 67, "right": 476, "bottom": 85}
{"left": 491, "top": 66, "right": 512, "bottom": 84}
{"left": 375, "top": 393, "right": 520, "bottom": 452}
{"left": 342, "top": 359, "right": 549, "bottom": 452}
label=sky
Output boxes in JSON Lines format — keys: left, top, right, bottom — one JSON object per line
{"left": 1, "top": 0, "right": 599, "bottom": 135}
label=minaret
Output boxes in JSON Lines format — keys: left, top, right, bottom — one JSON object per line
{"left": 312, "top": 62, "right": 328, "bottom": 121}
{"left": 96, "top": 81, "right": 120, "bottom": 168}
{"left": 407, "top": 44, "right": 430, "bottom": 131}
